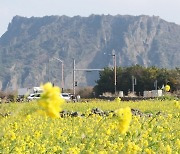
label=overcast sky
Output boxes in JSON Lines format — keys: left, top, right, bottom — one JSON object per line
{"left": 0, "top": 0, "right": 180, "bottom": 37}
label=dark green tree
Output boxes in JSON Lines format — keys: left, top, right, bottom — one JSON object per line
{"left": 94, "top": 67, "right": 114, "bottom": 95}
{"left": 94, "top": 65, "right": 180, "bottom": 96}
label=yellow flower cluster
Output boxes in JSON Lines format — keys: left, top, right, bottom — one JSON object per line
{"left": 174, "top": 100, "right": 180, "bottom": 109}
{"left": 0, "top": 99, "right": 179, "bottom": 153}
{"left": 115, "top": 107, "right": 132, "bottom": 134}
{"left": 38, "top": 82, "right": 65, "bottom": 118}
{"left": 165, "top": 84, "right": 170, "bottom": 92}
{"left": 114, "top": 97, "right": 121, "bottom": 103}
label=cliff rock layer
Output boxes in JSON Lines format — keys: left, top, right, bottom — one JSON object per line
{"left": 0, "top": 15, "right": 180, "bottom": 90}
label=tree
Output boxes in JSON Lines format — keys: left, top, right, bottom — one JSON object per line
{"left": 94, "top": 65, "right": 180, "bottom": 96}
{"left": 94, "top": 67, "right": 114, "bottom": 96}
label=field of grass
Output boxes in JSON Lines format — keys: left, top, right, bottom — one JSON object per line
{"left": 0, "top": 98, "right": 179, "bottom": 154}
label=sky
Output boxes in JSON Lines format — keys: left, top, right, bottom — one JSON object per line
{"left": 0, "top": 0, "right": 180, "bottom": 37}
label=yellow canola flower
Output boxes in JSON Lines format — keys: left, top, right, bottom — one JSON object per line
{"left": 114, "top": 97, "right": 121, "bottom": 103}
{"left": 9, "top": 131, "right": 16, "bottom": 141}
{"left": 145, "top": 148, "right": 155, "bottom": 154}
{"left": 165, "top": 145, "right": 172, "bottom": 154}
{"left": 38, "top": 82, "right": 65, "bottom": 118}
{"left": 67, "top": 147, "right": 80, "bottom": 154}
{"left": 165, "top": 85, "right": 170, "bottom": 92}
{"left": 174, "top": 100, "right": 180, "bottom": 109}
{"left": 127, "top": 141, "right": 142, "bottom": 153}
{"left": 176, "top": 139, "right": 180, "bottom": 149}
{"left": 115, "top": 107, "right": 132, "bottom": 134}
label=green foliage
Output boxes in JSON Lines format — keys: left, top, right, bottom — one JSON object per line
{"left": 157, "top": 94, "right": 178, "bottom": 101}
{"left": 94, "top": 65, "right": 180, "bottom": 96}
{"left": 94, "top": 67, "right": 114, "bottom": 95}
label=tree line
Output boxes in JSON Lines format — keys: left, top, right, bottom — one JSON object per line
{"left": 94, "top": 65, "right": 180, "bottom": 96}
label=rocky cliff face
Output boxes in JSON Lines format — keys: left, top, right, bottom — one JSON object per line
{"left": 0, "top": 15, "right": 180, "bottom": 90}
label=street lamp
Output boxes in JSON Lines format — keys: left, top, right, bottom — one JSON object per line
{"left": 73, "top": 58, "right": 76, "bottom": 96}
{"left": 107, "top": 50, "right": 117, "bottom": 95}
{"left": 132, "top": 76, "right": 137, "bottom": 94}
{"left": 53, "top": 57, "right": 64, "bottom": 92}
{"left": 112, "top": 53, "right": 117, "bottom": 95}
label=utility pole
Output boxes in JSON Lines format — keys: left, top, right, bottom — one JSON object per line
{"left": 48, "top": 59, "right": 50, "bottom": 82}
{"left": 62, "top": 62, "right": 64, "bottom": 91}
{"left": 154, "top": 80, "right": 158, "bottom": 90}
{"left": 113, "top": 53, "right": 117, "bottom": 95}
{"left": 73, "top": 58, "right": 76, "bottom": 96}
{"left": 104, "top": 50, "right": 117, "bottom": 95}
{"left": 132, "top": 76, "right": 137, "bottom": 94}
{"left": 111, "top": 50, "right": 117, "bottom": 95}
{"left": 53, "top": 57, "right": 64, "bottom": 92}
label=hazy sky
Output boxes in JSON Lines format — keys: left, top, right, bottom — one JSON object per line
{"left": 0, "top": 0, "right": 180, "bottom": 37}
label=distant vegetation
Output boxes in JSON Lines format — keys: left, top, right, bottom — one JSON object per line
{"left": 94, "top": 65, "right": 180, "bottom": 96}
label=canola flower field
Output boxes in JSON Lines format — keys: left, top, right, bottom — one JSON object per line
{"left": 0, "top": 83, "right": 179, "bottom": 154}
